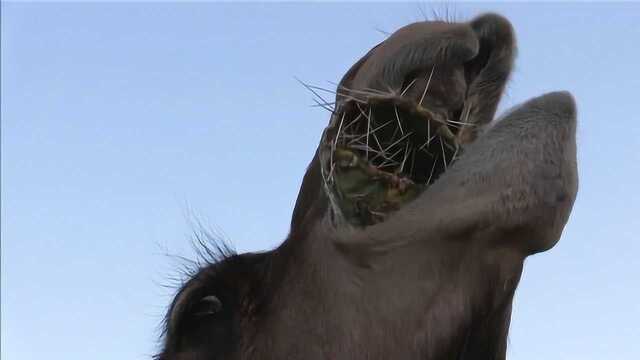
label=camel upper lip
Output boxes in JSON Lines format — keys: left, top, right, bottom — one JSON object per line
{"left": 336, "top": 14, "right": 516, "bottom": 118}
{"left": 342, "top": 22, "right": 480, "bottom": 94}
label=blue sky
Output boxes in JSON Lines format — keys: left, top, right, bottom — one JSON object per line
{"left": 2, "top": 2, "right": 639, "bottom": 359}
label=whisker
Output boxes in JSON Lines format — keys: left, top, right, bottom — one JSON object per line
{"left": 443, "top": 140, "right": 458, "bottom": 152}
{"left": 333, "top": 82, "right": 390, "bottom": 98}
{"left": 349, "top": 143, "right": 385, "bottom": 156}
{"left": 337, "top": 92, "right": 368, "bottom": 104}
{"left": 342, "top": 112, "right": 363, "bottom": 132}
{"left": 426, "top": 154, "right": 438, "bottom": 185}
{"left": 379, "top": 158, "right": 401, "bottom": 168}
{"left": 409, "top": 148, "right": 416, "bottom": 175}
{"left": 445, "top": 123, "right": 463, "bottom": 130}
{"left": 379, "top": 131, "right": 414, "bottom": 156}
{"left": 363, "top": 86, "right": 392, "bottom": 96}
{"left": 464, "top": 103, "right": 472, "bottom": 124}
{"left": 419, "top": 146, "right": 434, "bottom": 157}
{"left": 447, "top": 119, "right": 476, "bottom": 127}
{"left": 431, "top": 8, "right": 440, "bottom": 22}
{"left": 333, "top": 112, "right": 346, "bottom": 151}
{"left": 374, "top": 27, "right": 391, "bottom": 36}
{"left": 304, "top": 83, "right": 337, "bottom": 95}
{"left": 451, "top": 146, "right": 460, "bottom": 162}
{"left": 296, "top": 77, "right": 333, "bottom": 107}
{"left": 459, "top": 101, "right": 472, "bottom": 125}
{"left": 376, "top": 146, "right": 405, "bottom": 164}
{"left": 418, "top": 5, "right": 428, "bottom": 21}
{"left": 347, "top": 119, "right": 393, "bottom": 144}
{"left": 439, "top": 137, "right": 448, "bottom": 170}
{"left": 418, "top": 133, "right": 438, "bottom": 151}
{"left": 328, "top": 80, "right": 388, "bottom": 95}
{"left": 394, "top": 106, "right": 404, "bottom": 134}
{"left": 372, "top": 128, "right": 384, "bottom": 154}
{"left": 399, "top": 141, "right": 410, "bottom": 173}
{"left": 357, "top": 103, "right": 370, "bottom": 120}
{"left": 311, "top": 102, "right": 336, "bottom": 108}
{"left": 368, "top": 110, "right": 385, "bottom": 155}
{"left": 419, "top": 65, "right": 435, "bottom": 106}
{"left": 366, "top": 107, "right": 371, "bottom": 159}
{"left": 328, "top": 162, "right": 336, "bottom": 183}
{"left": 400, "top": 78, "right": 417, "bottom": 96}
{"left": 312, "top": 98, "right": 335, "bottom": 113}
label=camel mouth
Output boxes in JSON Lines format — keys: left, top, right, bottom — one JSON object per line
{"left": 319, "top": 45, "right": 504, "bottom": 226}
{"left": 319, "top": 81, "right": 461, "bottom": 226}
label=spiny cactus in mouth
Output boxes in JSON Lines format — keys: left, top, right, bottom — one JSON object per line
{"left": 301, "top": 66, "right": 475, "bottom": 226}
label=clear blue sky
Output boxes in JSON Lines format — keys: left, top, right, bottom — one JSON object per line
{"left": 2, "top": 2, "right": 639, "bottom": 359}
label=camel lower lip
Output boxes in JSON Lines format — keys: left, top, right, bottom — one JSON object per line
{"left": 321, "top": 89, "right": 465, "bottom": 226}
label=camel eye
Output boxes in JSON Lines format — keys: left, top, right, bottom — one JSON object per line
{"left": 193, "top": 295, "right": 223, "bottom": 317}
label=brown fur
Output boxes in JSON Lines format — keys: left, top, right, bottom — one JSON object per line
{"left": 157, "top": 13, "right": 577, "bottom": 360}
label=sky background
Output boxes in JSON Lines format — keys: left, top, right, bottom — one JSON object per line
{"left": 2, "top": 2, "right": 639, "bottom": 359}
